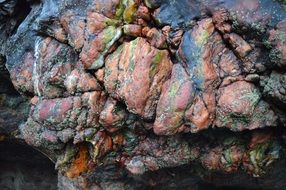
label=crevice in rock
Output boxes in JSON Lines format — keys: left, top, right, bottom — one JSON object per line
{"left": 0, "top": 141, "right": 57, "bottom": 190}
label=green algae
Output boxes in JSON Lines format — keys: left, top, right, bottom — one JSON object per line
{"left": 149, "top": 52, "right": 163, "bottom": 79}
{"left": 123, "top": 0, "right": 137, "bottom": 23}
{"left": 91, "top": 26, "right": 122, "bottom": 70}
{"left": 196, "top": 30, "right": 211, "bottom": 47}
{"left": 269, "top": 48, "right": 282, "bottom": 63}
{"left": 249, "top": 140, "right": 281, "bottom": 177}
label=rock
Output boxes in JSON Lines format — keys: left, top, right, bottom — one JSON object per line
{"left": 154, "top": 64, "right": 195, "bottom": 135}
{"left": 1, "top": 0, "right": 286, "bottom": 189}
{"left": 261, "top": 71, "right": 286, "bottom": 108}
{"left": 99, "top": 97, "right": 128, "bottom": 132}
{"left": 152, "top": 0, "right": 200, "bottom": 29}
{"left": 105, "top": 37, "right": 172, "bottom": 119}
{"left": 65, "top": 69, "right": 102, "bottom": 94}
{"left": 146, "top": 27, "right": 167, "bottom": 49}
{"left": 123, "top": 24, "right": 142, "bottom": 37}
{"left": 224, "top": 33, "right": 252, "bottom": 58}
{"left": 184, "top": 89, "right": 216, "bottom": 133}
{"left": 268, "top": 20, "right": 286, "bottom": 67}
{"left": 31, "top": 37, "right": 78, "bottom": 98}
{"left": 125, "top": 136, "right": 192, "bottom": 175}
{"left": 215, "top": 81, "right": 277, "bottom": 131}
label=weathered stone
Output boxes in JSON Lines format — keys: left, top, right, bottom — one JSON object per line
{"left": 105, "top": 37, "right": 172, "bottom": 119}
{"left": 268, "top": 20, "right": 286, "bottom": 67}
{"left": 99, "top": 97, "right": 128, "bottom": 132}
{"left": 215, "top": 81, "right": 277, "bottom": 131}
{"left": 125, "top": 136, "right": 192, "bottom": 175}
{"left": 1, "top": 0, "right": 286, "bottom": 189}
{"left": 154, "top": 64, "right": 194, "bottom": 135}
{"left": 261, "top": 71, "right": 286, "bottom": 108}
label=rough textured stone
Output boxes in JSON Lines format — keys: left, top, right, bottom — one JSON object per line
{"left": 1, "top": 0, "right": 286, "bottom": 190}
{"left": 105, "top": 37, "right": 172, "bottom": 119}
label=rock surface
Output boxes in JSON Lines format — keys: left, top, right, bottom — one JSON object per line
{"left": 1, "top": 0, "right": 286, "bottom": 190}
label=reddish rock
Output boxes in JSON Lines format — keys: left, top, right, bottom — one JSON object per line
{"left": 79, "top": 10, "right": 122, "bottom": 70}
{"left": 146, "top": 28, "right": 167, "bottom": 49}
{"left": 135, "top": 5, "right": 151, "bottom": 21}
{"left": 123, "top": 24, "right": 142, "bottom": 37}
{"left": 201, "top": 147, "right": 223, "bottom": 171}
{"left": 60, "top": 11, "right": 86, "bottom": 50}
{"left": 94, "top": 68, "right": 105, "bottom": 83}
{"left": 88, "top": 131, "right": 113, "bottom": 161}
{"left": 212, "top": 9, "right": 231, "bottom": 33}
{"left": 178, "top": 18, "right": 220, "bottom": 90}
{"left": 105, "top": 37, "right": 173, "bottom": 119}
{"left": 81, "top": 91, "right": 107, "bottom": 127}
{"left": 65, "top": 69, "right": 102, "bottom": 94}
{"left": 184, "top": 89, "right": 216, "bottom": 133}
{"left": 66, "top": 145, "right": 89, "bottom": 178}
{"left": 162, "top": 26, "right": 183, "bottom": 48}
{"left": 154, "top": 64, "right": 195, "bottom": 135}
{"left": 99, "top": 97, "right": 127, "bottom": 132}
{"left": 215, "top": 81, "right": 277, "bottom": 131}
{"left": 224, "top": 33, "right": 252, "bottom": 57}
{"left": 32, "top": 37, "right": 77, "bottom": 98}
{"left": 80, "top": 24, "right": 122, "bottom": 70}
{"left": 30, "top": 91, "right": 106, "bottom": 130}
{"left": 93, "top": 0, "right": 122, "bottom": 19}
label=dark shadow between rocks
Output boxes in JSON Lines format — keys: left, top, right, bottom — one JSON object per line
{"left": 0, "top": 141, "right": 57, "bottom": 190}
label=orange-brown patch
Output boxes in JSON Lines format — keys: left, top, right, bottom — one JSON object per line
{"left": 66, "top": 145, "right": 89, "bottom": 178}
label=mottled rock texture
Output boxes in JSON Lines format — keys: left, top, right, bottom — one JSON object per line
{"left": 1, "top": 0, "right": 286, "bottom": 189}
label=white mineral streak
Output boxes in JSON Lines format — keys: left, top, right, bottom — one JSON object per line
{"left": 33, "top": 37, "right": 42, "bottom": 96}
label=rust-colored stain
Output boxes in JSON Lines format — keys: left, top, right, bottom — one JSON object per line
{"left": 66, "top": 145, "right": 89, "bottom": 178}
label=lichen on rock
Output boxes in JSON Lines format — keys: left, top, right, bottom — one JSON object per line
{"left": 1, "top": 0, "right": 286, "bottom": 189}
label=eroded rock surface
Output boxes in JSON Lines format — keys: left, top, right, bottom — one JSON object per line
{"left": 1, "top": 0, "right": 286, "bottom": 189}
